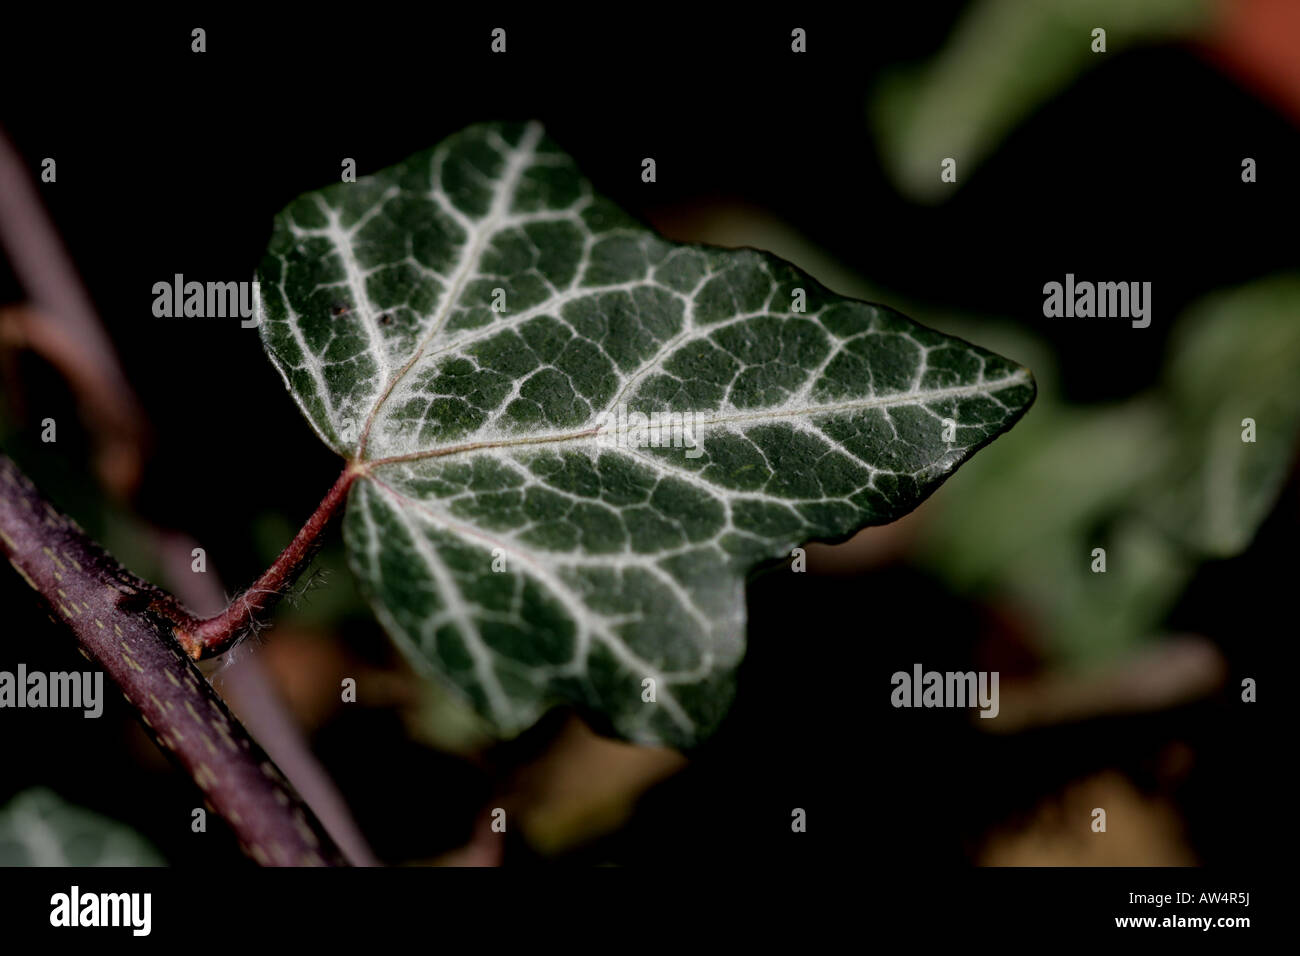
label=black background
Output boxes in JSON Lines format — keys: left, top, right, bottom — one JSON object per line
{"left": 0, "top": 7, "right": 1289, "bottom": 885}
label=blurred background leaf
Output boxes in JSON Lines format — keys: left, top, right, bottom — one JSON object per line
{"left": 871, "top": 0, "right": 1213, "bottom": 202}
{"left": 915, "top": 274, "right": 1300, "bottom": 664}
{"left": 1149, "top": 274, "right": 1300, "bottom": 555}
{"left": 0, "top": 788, "right": 165, "bottom": 866}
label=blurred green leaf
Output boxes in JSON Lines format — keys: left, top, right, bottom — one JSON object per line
{"left": 870, "top": 0, "right": 1211, "bottom": 202}
{"left": 915, "top": 352, "right": 1190, "bottom": 662}
{"left": 0, "top": 789, "right": 165, "bottom": 866}
{"left": 918, "top": 275, "right": 1300, "bottom": 663}
{"left": 1147, "top": 275, "right": 1300, "bottom": 555}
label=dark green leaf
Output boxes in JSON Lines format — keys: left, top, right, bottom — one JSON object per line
{"left": 258, "top": 121, "right": 1035, "bottom": 746}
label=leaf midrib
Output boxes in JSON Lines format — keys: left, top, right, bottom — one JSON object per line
{"left": 356, "top": 369, "right": 1032, "bottom": 469}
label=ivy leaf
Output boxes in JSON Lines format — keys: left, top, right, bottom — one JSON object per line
{"left": 256, "top": 121, "right": 1035, "bottom": 746}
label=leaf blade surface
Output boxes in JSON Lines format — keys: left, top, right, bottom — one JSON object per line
{"left": 259, "top": 121, "right": 1035, "bottom": 745}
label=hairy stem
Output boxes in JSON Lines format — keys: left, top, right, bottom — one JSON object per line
{"left": 0, "top": 454, "right": 346, "bottom": 866}
{"left": 164, "top": 466, "right": 359, "bottom": 659}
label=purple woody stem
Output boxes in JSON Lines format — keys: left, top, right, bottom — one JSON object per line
{"left": 0, "top": 454, "right": 346, "bottom": 866}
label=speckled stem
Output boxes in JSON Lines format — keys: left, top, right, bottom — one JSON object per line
{"left": 0, "top": 454, "right": 346, "bottom": 866}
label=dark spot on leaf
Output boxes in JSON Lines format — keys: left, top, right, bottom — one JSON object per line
{"left": 331, "top": 303, "right": 350, "bottom": 317}
{"left": 380, "top": 313, "right": 393, "bottom": 326}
